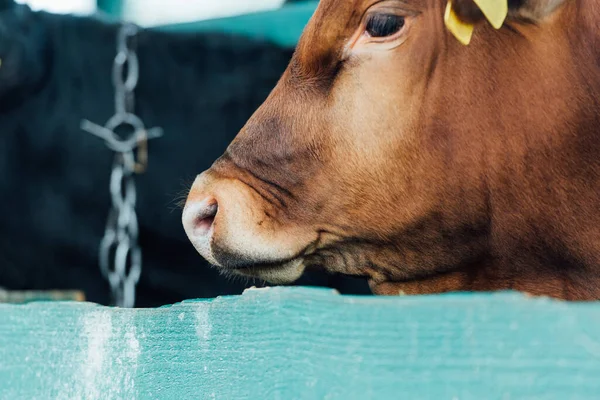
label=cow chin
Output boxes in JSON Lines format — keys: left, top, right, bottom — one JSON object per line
{"left": 186, "top": 227, "right": 307, "bottom": 285}
{"left": 183, "top": 218, "right": 308, "bottom": 284}
{"left": 231, "top": 258, "right": 306, "bottom": 284}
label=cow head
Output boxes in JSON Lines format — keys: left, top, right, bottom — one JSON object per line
{"left": 184, "top": 0, "right": 599, "bottom": 295}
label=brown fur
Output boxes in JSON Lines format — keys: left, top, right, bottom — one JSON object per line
{"left": 186, "top": 0, "right": 600, "bottom": 300}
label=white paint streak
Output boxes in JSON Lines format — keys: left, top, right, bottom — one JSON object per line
{"left": 195, "top": 305, "right": 212, "bottom": 351}
{"left": 82, "top": 310, "right": 112, "bottom": 400}
{"left": 123, "top": 323, "right": 141, "bottom": 396}
{"left": 56, "top": 310, "right": 141, "bottom": 400}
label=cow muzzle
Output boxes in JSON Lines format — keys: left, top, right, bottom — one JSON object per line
{"left": 182, "top": 171, "right": 313, "bottom": 284}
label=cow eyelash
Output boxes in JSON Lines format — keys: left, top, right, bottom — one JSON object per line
{"left": 365, "top": 14, "right": 406, "bottom": 38}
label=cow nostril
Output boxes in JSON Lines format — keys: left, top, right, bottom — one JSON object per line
{"left": 189, "top": 199, "right": 218, "bottom": 236}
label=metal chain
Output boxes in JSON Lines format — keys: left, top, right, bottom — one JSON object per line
{"left": 81, "top": 23, "right": 163, "bottom": 308}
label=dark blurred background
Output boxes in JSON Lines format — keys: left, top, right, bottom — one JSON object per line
{"left": 0, "top": 0, "right": 371, "bottom": 307}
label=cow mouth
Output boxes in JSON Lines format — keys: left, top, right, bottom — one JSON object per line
{"left": 230, "top": 258, "right": 306, "bottom": 284}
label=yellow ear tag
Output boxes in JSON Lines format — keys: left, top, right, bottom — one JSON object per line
{"left": 444, "top": 1, "right": 474, "bottom": 45}
{"left": 473, "top": 0, "right": 508, "bottom": 29}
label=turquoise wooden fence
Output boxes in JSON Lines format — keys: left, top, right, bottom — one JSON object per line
{"left": 1, "top": 287, "right": 599, "bottom": 399}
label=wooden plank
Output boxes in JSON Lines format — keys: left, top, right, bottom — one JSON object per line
{"left": 0, "top": 289, "right": 85, "bottom": 304}
{"left": 1, "top": 287, "right": 599, "bottom": 399}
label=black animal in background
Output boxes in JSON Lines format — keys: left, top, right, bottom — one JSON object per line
{"left": 0, "top": 1, "right": 370, "bottom": 306}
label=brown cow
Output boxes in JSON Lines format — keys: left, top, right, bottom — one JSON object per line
{"left": 183, "top": 0, "right": 600, "bottom": 300}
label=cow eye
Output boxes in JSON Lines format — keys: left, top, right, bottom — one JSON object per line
{"left": 365, "top": 14, "right": 405, "bottom": 38}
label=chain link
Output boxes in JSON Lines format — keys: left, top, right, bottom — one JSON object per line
{"left": 81, "top": 23, "right": 163, "bottom": 308}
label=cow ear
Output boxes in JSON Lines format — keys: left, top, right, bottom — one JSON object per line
{"left": 449, "top": 0, "right": 565, "bottom": 23}
{"left": 445, "top": 0, "right": 509, "bottom": 45}
{"left": 507, "top": 0, "right": 567, "bottom": 22}
{"left": 448, "top": 0, "right": 489, "bottom": 26}
{"left": 445, "top": 0, "right": 566, "bottom": 45}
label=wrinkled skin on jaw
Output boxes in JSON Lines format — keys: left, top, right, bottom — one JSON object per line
{"left": 188, "top": 0, "right": 600, "bottom": 299}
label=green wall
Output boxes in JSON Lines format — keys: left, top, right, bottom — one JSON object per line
{"left": 158, "top": 2, "right": 318, "bottom": 47}
{"left": 97, "top": 1, "right": 318, "bottom": 47}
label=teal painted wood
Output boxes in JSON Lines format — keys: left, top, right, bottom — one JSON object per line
{"left": 1, "top": 287, "right": 599, "bottom": 400}
{"left": 157, "top": 2, "right": 319, "bottom": 47}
